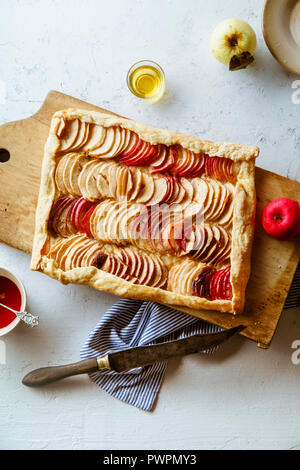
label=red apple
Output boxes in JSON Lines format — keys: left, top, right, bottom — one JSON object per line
{"left": 262, "top": 198, "right": 300, "bottom": 241}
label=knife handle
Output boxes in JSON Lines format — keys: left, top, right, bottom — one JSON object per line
{"left": 22, "top": 357, "right": 104, "bottom": 387}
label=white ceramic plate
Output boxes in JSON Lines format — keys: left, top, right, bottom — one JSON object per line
{"left": 263, "top": 0, "right": 300, "bottom": 75}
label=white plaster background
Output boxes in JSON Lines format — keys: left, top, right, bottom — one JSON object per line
{"left": 0, "top": 0, "right": 300, "bottom": 450}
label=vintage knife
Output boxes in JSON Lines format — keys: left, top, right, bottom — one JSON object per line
{"left": 22, "top": 325, "right": 244, "bottom": 387}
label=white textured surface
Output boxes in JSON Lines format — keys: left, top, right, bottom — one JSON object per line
{"left": 0, "top": 0, "right": 300, "bottom": 450}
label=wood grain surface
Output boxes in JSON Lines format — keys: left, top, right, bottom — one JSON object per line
{"left": 0, "top": 90, "right": 299, "bottom": 348}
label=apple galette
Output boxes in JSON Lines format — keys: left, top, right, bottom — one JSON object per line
{"left": 31, "top": 109, "right": 259, "bottom": 314}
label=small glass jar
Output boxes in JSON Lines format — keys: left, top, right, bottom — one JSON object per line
{"left": 127, "top": 60, "right": 165, "bottom": 102}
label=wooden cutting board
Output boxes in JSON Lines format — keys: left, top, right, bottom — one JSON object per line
{"left": 0, "top": 90, "right": 299, "bottom": 348}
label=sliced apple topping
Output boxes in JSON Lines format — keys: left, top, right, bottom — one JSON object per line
{"left": 49, "top": 196, "right": 97, "bottom": 238}
{"left": 81, "top": 124, "right": 106, "bottom": 152}
{"left": 151, "top": 146, "right": 176, "bottom": 173}
{"left": 88, "top": 126, "right": 115, "bottom": 157}
{"left": 56, "top": 123, "right": 237, "bottom": 185}
{"left": 48, "top": 233, "right": 168, "bottom": 289}
{"left": 169, "top": 262, "right": 232, "bottom": 300}
{"left": 90, "top": 200, "right": 143, "bottom": 245}
{"left": 209, "top": 266, "right": 232, "bottom": 300}
{"left": 191, "top": 266, "right": 214, "bottom": 299}
{"left": 99, "top": 247, "right": 167, "bottom": 288}
{"left": 168, "top": 259, "right": 208, "bottom": 296}
{"left": 58, "top": 119, "right": 80, "bottom": 152}
{"left": 134, "top": 173, "right": 155, "bottom": 203}
{"left": 68, "top": 154, "right": 90, "bottom": 196}
{"left": 55, "top": 155, "right": 71, "bottom": 194}
{"left": 50, "top": 122, "right": 239, "bottom": 299}
{"left": 205, "top": 155, "right": 236, "bottom": 183}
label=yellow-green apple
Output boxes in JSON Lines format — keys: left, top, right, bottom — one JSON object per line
{"left": 210, "top": 18, "right": 257, "bottom": 70}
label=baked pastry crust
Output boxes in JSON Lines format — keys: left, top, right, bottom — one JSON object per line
{"left": 31, "top": 109, "right": 259, "bottom": 314}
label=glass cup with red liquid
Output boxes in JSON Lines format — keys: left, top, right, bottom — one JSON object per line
{"left": 0, "top": 268, "right": 26, "bottom": 336}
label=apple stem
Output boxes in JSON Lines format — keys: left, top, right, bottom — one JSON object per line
{"left": 229, "top": 51, "right": 255, "bottom": 71}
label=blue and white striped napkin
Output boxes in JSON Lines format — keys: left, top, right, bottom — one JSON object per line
{"left": 80, "top": 298, "right": 222, "bottom": 411}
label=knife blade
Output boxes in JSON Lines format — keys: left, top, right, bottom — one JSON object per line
{"left": 22, "top": 325, "right": 244, "bottom": 387}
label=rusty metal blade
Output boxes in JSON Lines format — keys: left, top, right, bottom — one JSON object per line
{"left": 108, "top": 325, "right": 245, "bottom": 372}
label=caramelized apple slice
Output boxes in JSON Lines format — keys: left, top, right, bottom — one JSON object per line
{"left": 215, "top": 195, "right": 233, "bottom": 227}
{"left": 82, "top": 124, "right": 106, "bottom": 152}
{"left": 185, "top": 262, "right": 211, "bottom": 296}
{"left": 171, "top": 147, "right": 192, "bottom": 177}
{"left": 89, "top": 200, "right": 112, "bottom": 240}
{"left": 150, "top": 145, "right": 168, "bottom": 173}
{"left": 99, "top": 201, "right": 119, "bottom": 242}
{"left": 117, "top": 167, "right": 133, "bottom": 200}
{"left": 55, "top": 155, "right": 70, "bottom": 194}
{"left": 136, "top": 253, "right": 151, "bottom": 285}
{"left": 85, "top": 161, "right": 108, "bottom": 201}
{"left": 123, "top": 247, "right": 144, "bottom": 279}
{"left": 49, "top": 197, "right": 72, "bottom": 236}
{"left": 98, "top": 126, "right": 122, "bottom": 158}
{"left": 151, "top": 146, "right": 175, "bottom": 173}
{"left": 119, "top": 129, "right": 134, "bottom": 155}
{"left": 135, "top": 173, "right": 155, "bottom": 203}
{"left": 120, "top": 247, "right": 139, "bottom": 278}
{"left": 119, "top": 132, "right": 141, "bottom": 159}
{"left": 60, "top": 236, "right": 88, "bottom": 270}
{"left": 107, "top": 163, "right": 119, "bottom": 199}
{"left": 168, "top": 259, "right": 204, "bottom": 296}
{"left": 120, "top": 140, "right": 150, "bottom": 166}
{"left": 54, "top": 235, "right": 83, "bottom": 270}
{"left": 167, "top": 262, "right": 181, "bottom": 292}
{"left": 191, "top": 266, "right": 214, "bottom": 299}
{"left": 81, "top": 241, "right": 104, "bottom": 267}
{"left": 188, "top": 153, "right": 206, "bottom": 178}
{"left": 185, "top": 224, "right": 206, "bottom": 257}
{"left": 95, "top": 161, "right": 116, "bottom": 198}
{"left": 76, "top": 239, "right": 99, "bottom": 267}
{"left": 209, "top": 227, "right": 230, "bottom": 265}
{"left": 59, "top": 120, "right": 80, "bottom": 153}
{"left": 171, "top": 178, "right": 194, "bottom": 211}
{"left": 70, "top": 121, "right": 89, "bottom": 151}
{"left": 108, "top": 202, "right": 130, "bottom": 244}
{"left": 91, "top": 252, "right": 109, "bottom": 270}
{"left": 68, "top": 154, "right": 90, "bottom": 196}
{"left": 62, "top": 153, "right": 80, "bottom": 196}
{"left": 201, "top": 226, "right": 221, "bottom": 263}
{"left": 119, "top": 203, "right": 143, "bottom": 241}
{"left": 191, "top": 178, "right": 208, "bottom": 206}
{"left": 52, "top": 198, "right": 77, "bottom": 237}
{"left": 190, "top": 224, "right": 213, "bottom": 260}
{"left": 152, "top": 255, "right": 168, "bottom": 288}
{"left": 64, "top": 236, "right": 94, "bottom": 270}
{"left": 210, "top": 184, "right": 229, "bottom": 221}
{"left": 56, "top": 118, "right": 65, "bottom": 138}
{"left": 147, "top": 177, "right": 170, "bottom": 205}
{"left": 209, "top": 266, "right": 232, "bottom": 300}
{"left": 204, "top": 179, "right": 221, "bottom": 221}
{"left": 128, "top": 168, "right": 143, "bottom": 201}
{"left": 78, "top": 160, "right": 97, "bottom": 200}
{"left": 48, "top": 237, "right": 68, "bottom": 263}
{"left": 215, "top": 233, "right": 231, "bottom": 266}
{"left": 70, "top": 198, "right": 92, "bottom": 232}
{"left": 89, "top": 126, "right": 115, "bottom": 157}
